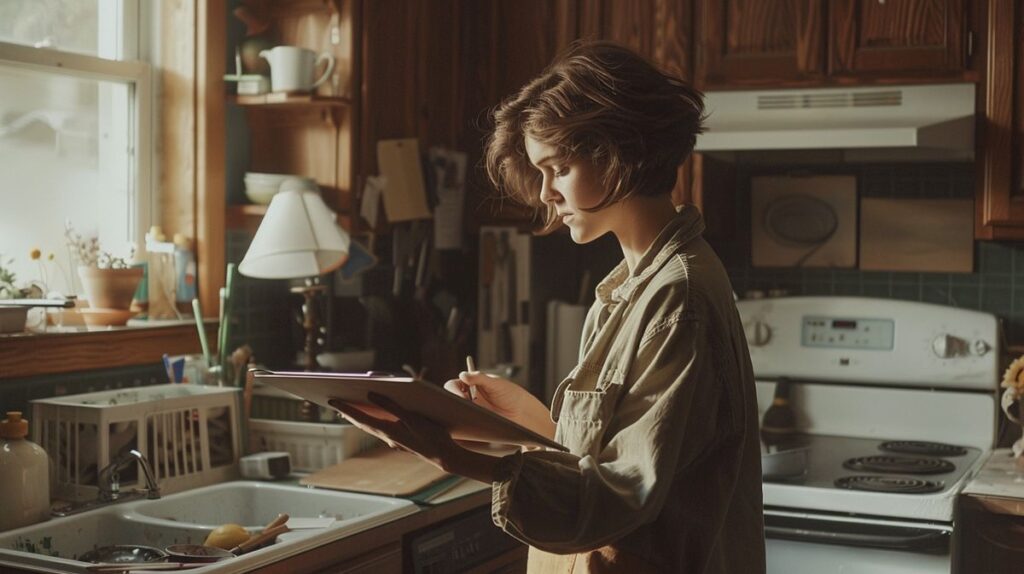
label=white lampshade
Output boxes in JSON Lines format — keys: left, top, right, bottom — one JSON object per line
{"left": 239, "top": 190, "right": 350, "bottom": 279}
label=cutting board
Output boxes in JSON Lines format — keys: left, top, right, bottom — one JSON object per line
{"left": 300, "top": 447, "right": 451, "bottom": 497}
{"left": 859, "top": 198, "right": 973, "bottom": 273}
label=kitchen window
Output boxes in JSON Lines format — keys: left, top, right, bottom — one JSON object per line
{"left": 0, "top": 0, "right": 154, "bottom": 298}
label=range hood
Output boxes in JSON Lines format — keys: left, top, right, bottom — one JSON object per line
{"left": 695, "top": 83, "right": 975, "bottom": 155}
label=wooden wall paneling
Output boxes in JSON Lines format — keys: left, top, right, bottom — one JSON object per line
{"left": 415, "top": 0, "right": 460, "bottom": 148}
{"left": 830, "top": 0, "right": 966, "bottom": 77}
{"left": 159, "top": 0, "right": 196, "bottom": 245}
{"left": 360, "top": 0, "right": 421, "bottom": 179}
{"left": 976, "top": 0, "right": 1024, "bottom": 239}
{"left": 197, "top": 0, "right": 226, "bottom": 318}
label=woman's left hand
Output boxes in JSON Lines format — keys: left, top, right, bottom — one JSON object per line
{"left": 329, "top": 394, "right": 502, "bottom": 483}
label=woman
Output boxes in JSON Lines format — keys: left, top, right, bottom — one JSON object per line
{"left": 332, "top": 41, "right": 765, "bottom": 573}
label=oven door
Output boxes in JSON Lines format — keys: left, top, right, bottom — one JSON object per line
{"left": 765, "top": 509, "right": 952, "bottom": 574}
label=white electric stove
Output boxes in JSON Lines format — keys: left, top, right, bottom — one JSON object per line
{"left": 737, "top": 296, "right": 1000, "bottom": 574}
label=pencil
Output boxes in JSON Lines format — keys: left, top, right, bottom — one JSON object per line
{"left": 465, "top": 356, "right": 478, "bottom": 401}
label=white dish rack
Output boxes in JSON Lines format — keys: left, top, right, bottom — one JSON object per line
{"left": 32, "top": 384, "right": 241, "bottom": 502}
{"left": 248, "top": 419, "right": 379, "bottom": 473}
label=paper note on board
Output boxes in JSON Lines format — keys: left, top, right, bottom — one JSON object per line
{"left": 428, "top": 147, "right": 467, "bottom": 250}
{"left": 377, "top": 138, "right": 432, "bottom": 222}
{"left": 359, "top": 175, "right": 385, "bottom": 228}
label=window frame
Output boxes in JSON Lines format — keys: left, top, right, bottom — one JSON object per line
{"left": 0, "top": 1, "right": 154, "bottom": 252}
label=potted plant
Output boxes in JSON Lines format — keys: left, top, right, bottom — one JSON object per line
{"left": 66, "top": 222, "right": 142, "bottom": 312}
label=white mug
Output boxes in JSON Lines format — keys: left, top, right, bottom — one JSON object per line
{"left": 259, "top": 46, "right": 335, "bottom": 93}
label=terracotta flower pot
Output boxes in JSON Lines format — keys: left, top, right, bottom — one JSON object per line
{"left": 77, "top": 266, "right": 144, "bottom": 310}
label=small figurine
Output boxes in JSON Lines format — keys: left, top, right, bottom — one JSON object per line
{"left": 1000, "top": 355, "right": 1024, "bottom": 458}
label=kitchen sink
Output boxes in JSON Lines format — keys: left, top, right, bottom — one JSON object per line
{"left": 0, "top": 481, "right": 418, "bottom": 573}
{"left": 132, "top": 481, "right": 399, "bottom": 529}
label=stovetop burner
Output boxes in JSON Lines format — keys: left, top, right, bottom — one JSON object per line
{"left": 879, "top": 440, "right": 967, "bottom": 457}
{"left": 843, "top": 455, "right": 955, "bottom": 475}
{"left": 834, "top": 475, "right": 945, "bottom": 494}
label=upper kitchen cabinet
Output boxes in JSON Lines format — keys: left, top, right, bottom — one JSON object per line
{"left": 571, "top": 0, "right": 697, "bottom": 208}
{"left": 829, "top": 0, "right": 967, "bottom": 79}
{"left": 697, "top": 0, "right": 825, "bottom": 87}
{"left": 975, "top": 0, "right": 1024, "bottom": 240}
{"left": 697, "top": 0, "right": 973, "bottom": 89}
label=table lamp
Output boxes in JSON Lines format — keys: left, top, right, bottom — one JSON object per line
{"left": 239, "top": 188, "right": 350, "bottom": 371}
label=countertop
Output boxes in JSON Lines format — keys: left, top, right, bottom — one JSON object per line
{"left": 962, "top": 448, "right": 1024, "bottom": 499}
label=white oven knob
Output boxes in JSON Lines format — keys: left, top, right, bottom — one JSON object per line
{"left": 745, "top": 320, "right": 772, "bottom": 347}
{"left": 972, "top": 339, "right": 992, "bottom": 356}
{"left": 931, "top": 334, "right": 967, "bottom": 358}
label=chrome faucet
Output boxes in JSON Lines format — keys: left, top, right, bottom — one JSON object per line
{"left": 99, "top": 449, "right": 161, "bottom": 501}
{"left": 51, "top": 449, "right": 161, "bottom": 517}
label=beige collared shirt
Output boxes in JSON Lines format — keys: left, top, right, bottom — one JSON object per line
{"left": 491, "top": 206, "right": 765, "bottom": 573}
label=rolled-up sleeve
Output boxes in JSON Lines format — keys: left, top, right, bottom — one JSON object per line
{"left": 491, "top": 311, "right": 727, "bottom": 554}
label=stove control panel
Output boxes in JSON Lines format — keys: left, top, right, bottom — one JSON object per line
{"left": 737, "top": 296, "right": 1000, "bottom": 390}
{"left": 802, "top": 316, "right": 894, "bottom": 351}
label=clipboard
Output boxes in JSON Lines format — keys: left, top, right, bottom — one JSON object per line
{"left": 253, "top": 370, "right": 566, "bottom": 451}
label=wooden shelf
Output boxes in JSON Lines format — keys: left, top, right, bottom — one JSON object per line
{"left": 0, "top": 322, "right": 217, "bottom": 380}
{"left": 228, "top": 93, "right": 351, "bottom": 108}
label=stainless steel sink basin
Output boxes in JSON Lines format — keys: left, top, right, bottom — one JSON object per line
{"left": 0, "top": 481, "right": 418, "bottom": 573}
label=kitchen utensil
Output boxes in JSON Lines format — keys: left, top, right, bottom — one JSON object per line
{"left": 258, "top": 46, "right": 335, "bottom": 93}
{"left": 87, "top": 562, "right": 206, "bottom": 572}
{"left": 163, "top": 545, "right": 233, "bottom": 563}
{"left": 761, "top": 444, "right": 809, "bottom": 481}
{"left": 229, "top": 513, "right": 290, "bottom": 555}
{"left": 760, "top": 379, "right": 797, "bottom": 442}
{"left": 79, "top": 545, "right": 168, "bottom": 564}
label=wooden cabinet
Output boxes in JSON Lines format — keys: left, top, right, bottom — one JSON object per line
{"left": 697, "top": 0, "right": 971, "bottom": 88}
{"left": 830, "top": 0, "right": 966, "bottom": 78}
{"left": 975, "top": 0, "right": 1024, "bottom": 240}
{"left": 956, "top": 494, "right": 1024, "bottom": 574}
{"left": 698, "top": 0, "right": 825, "bottom": 87}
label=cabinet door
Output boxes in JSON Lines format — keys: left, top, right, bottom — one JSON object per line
{"left": 830, "top": 0, "right": 966, "bottom": 78}
{"left": 697, "top": 0, "right": 825, "bottom": 87}
{"left": 976, "top": 0, "right": 1024, "bottom": 240}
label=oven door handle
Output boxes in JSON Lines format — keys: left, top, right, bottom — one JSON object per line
{"left": 765, "top": 522, "right": 950, "bottom": 552}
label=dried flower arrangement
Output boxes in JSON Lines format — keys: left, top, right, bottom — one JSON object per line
{"left": 64, "top": 220, "right": 136, "bottom": 270}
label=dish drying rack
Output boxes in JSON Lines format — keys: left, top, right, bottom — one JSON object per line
{"left": 32, "top": 384, "right": 241, "bottom": 502}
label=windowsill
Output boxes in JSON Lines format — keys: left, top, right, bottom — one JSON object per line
{"left": 0, "top": 320, "right": 218, "bottom": 380}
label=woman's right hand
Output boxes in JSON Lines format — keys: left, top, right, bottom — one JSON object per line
{"left": 444, "top": 372, "right": 556, "bottom": 440}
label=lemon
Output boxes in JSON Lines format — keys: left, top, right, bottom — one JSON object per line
{"left": 204, "top": 523, "right": 250, "bottom": 550}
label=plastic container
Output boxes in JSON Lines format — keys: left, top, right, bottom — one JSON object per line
{"left": 32, "top": 384, "right": 241, "bottom": 502}
{"left": 0, "top": 412, "right": 50, "bottom": 532}
{"left": 173, "top": 234, "right": 196, "bottom": 313}
{"left": 247, "top": 419, "right": 379, "bottom": 472}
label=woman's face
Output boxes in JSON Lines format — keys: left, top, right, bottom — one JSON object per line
{"left": 525, "top": 135, "right": 612, "bottom": 244}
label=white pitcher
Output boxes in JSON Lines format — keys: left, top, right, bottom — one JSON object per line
{"left": 259, "top": 46, "right": 335, "bottom": 93}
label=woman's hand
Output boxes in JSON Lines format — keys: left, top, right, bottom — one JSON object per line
{"left": 329, "top": 394, "right": 502, "bottom": 483}
{"left": 444, "top": 372, "right": 556, "bottom": 440}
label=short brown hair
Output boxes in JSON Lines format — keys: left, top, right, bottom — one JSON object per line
{"left": 484, "top": 41, "right": 705, "bottom": 233}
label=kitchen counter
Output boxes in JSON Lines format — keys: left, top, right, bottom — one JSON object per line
{"left": 962, "top": 449, "right": 1024, "bottom": 501}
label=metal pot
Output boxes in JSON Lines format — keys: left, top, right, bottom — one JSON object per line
{"left": 761, "top": 444, "right": 809, "bottom": 481}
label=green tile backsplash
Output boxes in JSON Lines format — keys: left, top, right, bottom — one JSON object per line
{"left": 717, "top": 162, "right": 1024, "bottom": 345}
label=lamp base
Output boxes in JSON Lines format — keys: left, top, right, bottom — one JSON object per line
{"left": 291, "top": 281, "right": 328, "bottom": 422}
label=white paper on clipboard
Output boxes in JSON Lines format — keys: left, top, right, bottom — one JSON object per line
{"left": 253, "top": 369, "right": 566, "bottom": 451}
